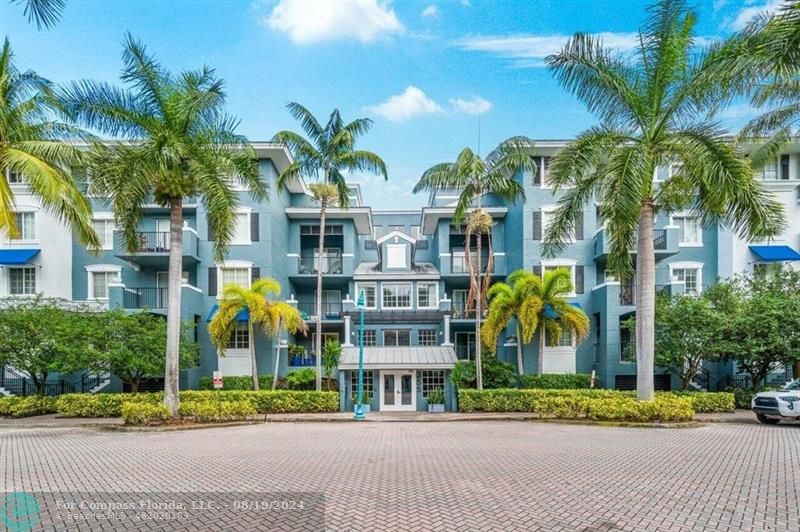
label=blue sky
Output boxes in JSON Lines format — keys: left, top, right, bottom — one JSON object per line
{"left": 0, "top": 0, "right": 784, "bottom": 208}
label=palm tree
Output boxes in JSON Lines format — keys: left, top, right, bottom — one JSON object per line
{"left": 483, "top": 268, "right": 589, "bottom": 376}
{"left": 413, "top": 138, "right": 535, "bottom": 389}
{"left": 9, "top": 0, "right": 65, "bottom": 29}
{"left": 273, "top": 103, "right": 387, "bottom": 391}
{"left": 0, "top": 38, "right": 98, "bottom": 247}
{"left": 60, "top": 34, "right": 264, "bottom": 416}
{"left": 543, "top": 0, "right": 784, "bottom": 400}
{"left": 208, "top": 278, "right": 307, "bottom": 391}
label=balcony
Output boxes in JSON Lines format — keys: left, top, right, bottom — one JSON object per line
{"left": 109, "top": 282, "right": 203, "bottom": 318}
{"left": 142, "top": 194, "right": 197, "bottom": 211}
{"left": 442, "top": 252, "right": 505, "bottom": 277}
{"left": 299, "top": 253, "right": 343, "bottom": 274}
{"left": 123, "top": 287, "right": 169, "bottom": 309}
{"left": 592, "top": 227, "right": 679, "bottom": 263}
{"left": 297, "top": 301, "right": 343, "bottom": 321}
{"left": 113, "top": 229, "right": 200, "bottom": 267}
{"left": 289, "top": 250, "right": 353, "bottom": 282}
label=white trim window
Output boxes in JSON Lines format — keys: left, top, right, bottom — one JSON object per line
{"left": 231, "top": 211, "right": 250, "bottom": 245}
{"left": 227, "top": 322, "right": 250, "bottom": 350}
{"left": 417, "top": 329, "right": 438, "bottom": 346}
{"left": 417, "top": 282, "right": 438, "bottom": 309}
{"left": 6, "top": 168, "right": 24, "bottom": 185}
{"left": 86, "top": 265, "right": 122, "bottom": 300}
{"left": 540, "top": 206, "right": 576, "bottom": 243}
{"left": 92, "top": 217, "right": 115, "bottom": 250}
{"left": 382, "top": 282, "right": 412, "bottom": 309}
{"left": 221, "top": 267, "right": 250, "bottom": 291}
{"left": 672, "top": 214, "right": 702, "bottom": 246}
{"left": 541, "top": 260, "right": 577, "bottom": 297}
{"left": 355, "top": 282, "right": 376, "bottom": 309}
{"left": 383, "top": 329, "right": 411, "bottom": 346}
{"left": 8, "top": 266, "right": 36, "bottom": 295}
{"left": 545, "top": 328, "right": 575, "bottom": 348}
{"left": 10, "top": 212, "right": 35, "bottom": 241}
{"left": 756, "top": 159, "right": 779, "bottom": 180}
{"left": 670, "top": 262, "right": 703, "bottom": 295}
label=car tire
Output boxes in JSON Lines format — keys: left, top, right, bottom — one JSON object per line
{"left": 756, "top": 414, "right": 781, "bottom": 425}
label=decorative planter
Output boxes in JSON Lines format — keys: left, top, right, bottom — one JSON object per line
{"left": 428, "top": 404, "right": 445, "bottom": 413}
{"left": 290, "top": 355, "right": 301, "bottom": 367}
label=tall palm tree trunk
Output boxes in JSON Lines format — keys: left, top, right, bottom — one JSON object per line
{"left": 272, "top": 327, "right": 282, "bottom": 391}
{"left": 164, "top": 198, "right": 184, "bottom": 417}
{"left": 249, "top": 320, "right": 260, "bottom": 391}
{"left": 635, "top": 200, "right": 656, "bottom": 401}
{"left": 537, "top": 324, "right": 544, "bottom": 376}
{"left": 315, "top": 199, "right": 327, "bottom": 392}
{"left": 475, "top": 227, "right": 483, "bottom": 390}
{"left": 515, "top": 322, "right": 524, "bottom": 375}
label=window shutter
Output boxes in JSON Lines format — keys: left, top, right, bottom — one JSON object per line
{"left": 532, "top": 157, "right": 541, "bottom": 185}
{"left": 533, "top": 211, "right": 542, "bottom": 240}
{"left": 251, "top": 267, "right": 260, "bottom": 283}
{"left": 532, "top": 265, "right": 542, "bottom": 278}
{"left": 575, "top": 211, "right": 584, "bottom": 240}
{"left": 208, "top": 267, "right": 217, "bottom": 296}
{"left": 250, "top": 213, "right": 260, "bottom": 242}
{"left": 207, "top": 218, "right": 215, "bottom": 242}
{"left": 575, "top": 266, "right": 584, "bottom": 294}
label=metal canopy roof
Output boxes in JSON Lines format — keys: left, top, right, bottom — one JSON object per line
{"left": 339, "top": 346, "right": 458, "bottom": 370}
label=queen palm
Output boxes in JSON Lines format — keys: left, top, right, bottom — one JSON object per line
{"left": 413, "top": 138, "right": 535, "bottom": 389}
{"left": 61, "top": 34, "right": 264, "bottom": 416}
{"left": 209, "top": 278, "right": 307, "bottom": 391}
{"left": 273, "top": 103, "right": 387, "bottom": 391}
{"left": 543, "top": 0, "right": 784, "bottom": 400}
{"left": 9, "top": 0, "right": 64, "bottom": 29}
{"left": 482, "top": 268, "right": 589, "bottom": 376}
{"left": 0, "top": 38, "right": 97, "bottom": 247}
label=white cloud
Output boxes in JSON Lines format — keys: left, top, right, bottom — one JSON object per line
{"left": 460, "top": 0, "right": 471, "bottom": 5}
{"left": 727, "top": 0, "right": 784, "bottom": 30}
{"left": 713, "top": 0, "right": 729, "bottom": 13}
{"left": 449, "top": 96, "right": 492, "bottom": 115}
{"left": 454, "top": 32, "right": 641, "bottom": 68}
{"left": 364, "top": 86, "right": 443, "bottom": 122}
{"left": 265, "top": 0, "right": 404, "bottom": 44}
{"left": 421, "top": 4, "right": 439, "bottom": 18}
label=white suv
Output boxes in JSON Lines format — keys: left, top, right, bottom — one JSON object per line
{"left": 752, "top": 379, "right": 800, "bottom": 424}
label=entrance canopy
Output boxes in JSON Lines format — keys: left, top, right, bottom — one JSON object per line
{"left": 339, "top": 346, "right": 457, "bottom": 370}
{"left": 749, "top": 245, "right": 800, "bottom": 262}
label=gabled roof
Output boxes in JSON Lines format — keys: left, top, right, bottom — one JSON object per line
{"left": 419, "top": 206, "right": 508, "bottom": 235}
{"left": 376, "top": 230, "right": 416, "bottom": 245}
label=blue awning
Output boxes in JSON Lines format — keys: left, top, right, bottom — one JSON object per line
{"left": 749, "top": 245, "right": 800, "bottom": 262}
{"left": 206, "top": 304, "right": 249, "bottom": 322}
{"left": 0, "top": 249, "right": 40, "bottom": 265}
{"left": 543, "top": 302, "right": 582, "bottom": 319}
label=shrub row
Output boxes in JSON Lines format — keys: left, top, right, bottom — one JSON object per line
{"left": 121, "top": 403, "right": 171, "bottom": 425}
{"left": 55, "top": 390, "right": 339, "bottom": 418}
{"left": 669, "top": 391, "right": 735, "bottom": 413}
{"left": 458, "top": 389, "right": 695, "bottom": 422}
{"left": 178, "top": 400, "right": 257, "bottom": 422}
{"left": 198, "top": 375, "right": 274, "bottom": 391}
{"left": 0, "top": 396, "right": 58, "bottom": 417}
{"left": 518, "top": 374, "right": 592, "bottom": 389}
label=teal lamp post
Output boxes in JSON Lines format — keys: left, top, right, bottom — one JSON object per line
{"left": 353, "top": 290, "right": 367, "bottom": 420}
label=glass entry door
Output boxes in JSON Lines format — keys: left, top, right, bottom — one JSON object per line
{"left": 380, "top": 371, "right": 416, "bottom": 411}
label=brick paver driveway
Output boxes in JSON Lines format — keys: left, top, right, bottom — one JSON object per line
{"left": 1, "top": 421, "right": 798, "bottom": 531}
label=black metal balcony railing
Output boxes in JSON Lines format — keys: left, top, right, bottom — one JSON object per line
{"left": 135, "top": 232, "right": 171, "bottom": 252}
{"left": 299, "top": 254, "right": 343, "bottom": 274}
{"left": 653, "top": 229, "right": 667, "bottom": 250}
{"left": 123, "top": 287, "right": 169, "bottom": 309}
{"left": 619, "top": 282, "right": 636, "bottom": 306}
{"left": 297, "top": 301, "right": 343, "bottom": 319}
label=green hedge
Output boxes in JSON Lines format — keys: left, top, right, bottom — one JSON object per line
{"left": 458, "top": 389, "right": 694, "bottom": 422}
{"left": 668, "top": 391, "right": 735, "bottom": 413}
{"left": 121, "top": 402, "right": 171, "bottom": 425}
{"left": 55, "top": 390, "right": 339, "bottom": 417}
{"left": 198, "top": 375, "right": 274, "bottom": 391}
{"left": 519, "top": 374, "right": 592, "bottom": 389}
{"left": 179, "top": 400, "right": 257, "bottom": 422}
{"left": 0, "top": 396, "right": 58, "bottom": 417}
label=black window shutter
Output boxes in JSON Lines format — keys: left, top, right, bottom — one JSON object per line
{"left": 533, "top": 211, "right": 542, "bottom": 240}
{"left": 533, "top": 157, "right": 541, "bottom": 185}
{"left": 250, "top": 213, "right": 260, "bottom": 242}
{"left": 533, "top": 265, "right": 542, "bottom": 277}
{"left": 575, "top": 266, "right": 584, "bottom": 294}
{"left": 251, "top": 267, "right": 260, "bottom": 283}
{"left": 575, "top": 211, "right": 584, "bottom": 240}
{"left": 207, "top": 218, "right": 215, "bottom": 242}
{"left": 208, "top": 267, "right": 217, "bottom": 296}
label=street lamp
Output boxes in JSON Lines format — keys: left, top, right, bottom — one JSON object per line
{"left": 353, "top": 290, "right": 367, "bottom": 420}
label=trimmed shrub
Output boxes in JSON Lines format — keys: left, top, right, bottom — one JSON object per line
{"left": 179, "top": 400, "right": 257, "bottom": 422}
{"left": 56, "top": 393, "right": 161, "bottom": 417}
{"left": 519, "top": 374, "right": 592, "bottom": 389}
{"left": 198, "top": 375, "right": 274, "bottom": 391}
{"left": 285, "top": 368, "right": 316, "bottom": 390}
{"left": 667, "top": 391, "right": 735, "bottom": 413}
{"left": 458, "top": 389, "right": 694, "bottom": 422}
{"left": 248, "top": 391, "right": 339, "bottom": 414}
{"left": 2, "top": 396, "right": 58, "bottom": 417}
{"left": 450, "top": 358, "right": 518, "bottom": 389}
{"left": 121, "top": 402, "right": 171, "bottom": 425}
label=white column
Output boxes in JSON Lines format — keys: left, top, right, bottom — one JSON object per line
{"left": 343, "top": 315, "right": 353, "bottom": 347}
{"left": 442, "top": 315, "right": 453, "bottom": 346}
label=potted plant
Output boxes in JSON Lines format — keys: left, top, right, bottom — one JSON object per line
{"left": 427, "top": 388, "right": 445, "bottom": 413}
{"left": 354, "top": 389, "right": 372, "bottom": 413}
{"left": 288, "top": 344, "right": 306, "bottom": 367}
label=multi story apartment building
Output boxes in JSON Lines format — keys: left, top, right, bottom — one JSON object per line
{"left": 1, "top": 140, "right": 798, "bottom": 409}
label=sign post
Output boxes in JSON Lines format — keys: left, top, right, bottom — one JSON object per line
{"left": 353, "top": 291, "right": 367, "bottom": 420}
{"left": 212, "top": 371, "right": 223, "bottom": 390}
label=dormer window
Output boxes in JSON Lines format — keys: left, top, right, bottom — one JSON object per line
{"left": 386, "top": 244, "right": 406, "bottom": 268}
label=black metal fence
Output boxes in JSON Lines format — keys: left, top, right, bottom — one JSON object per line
{"left": 123, "top": 287, "right": 169, "bottom": 309}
